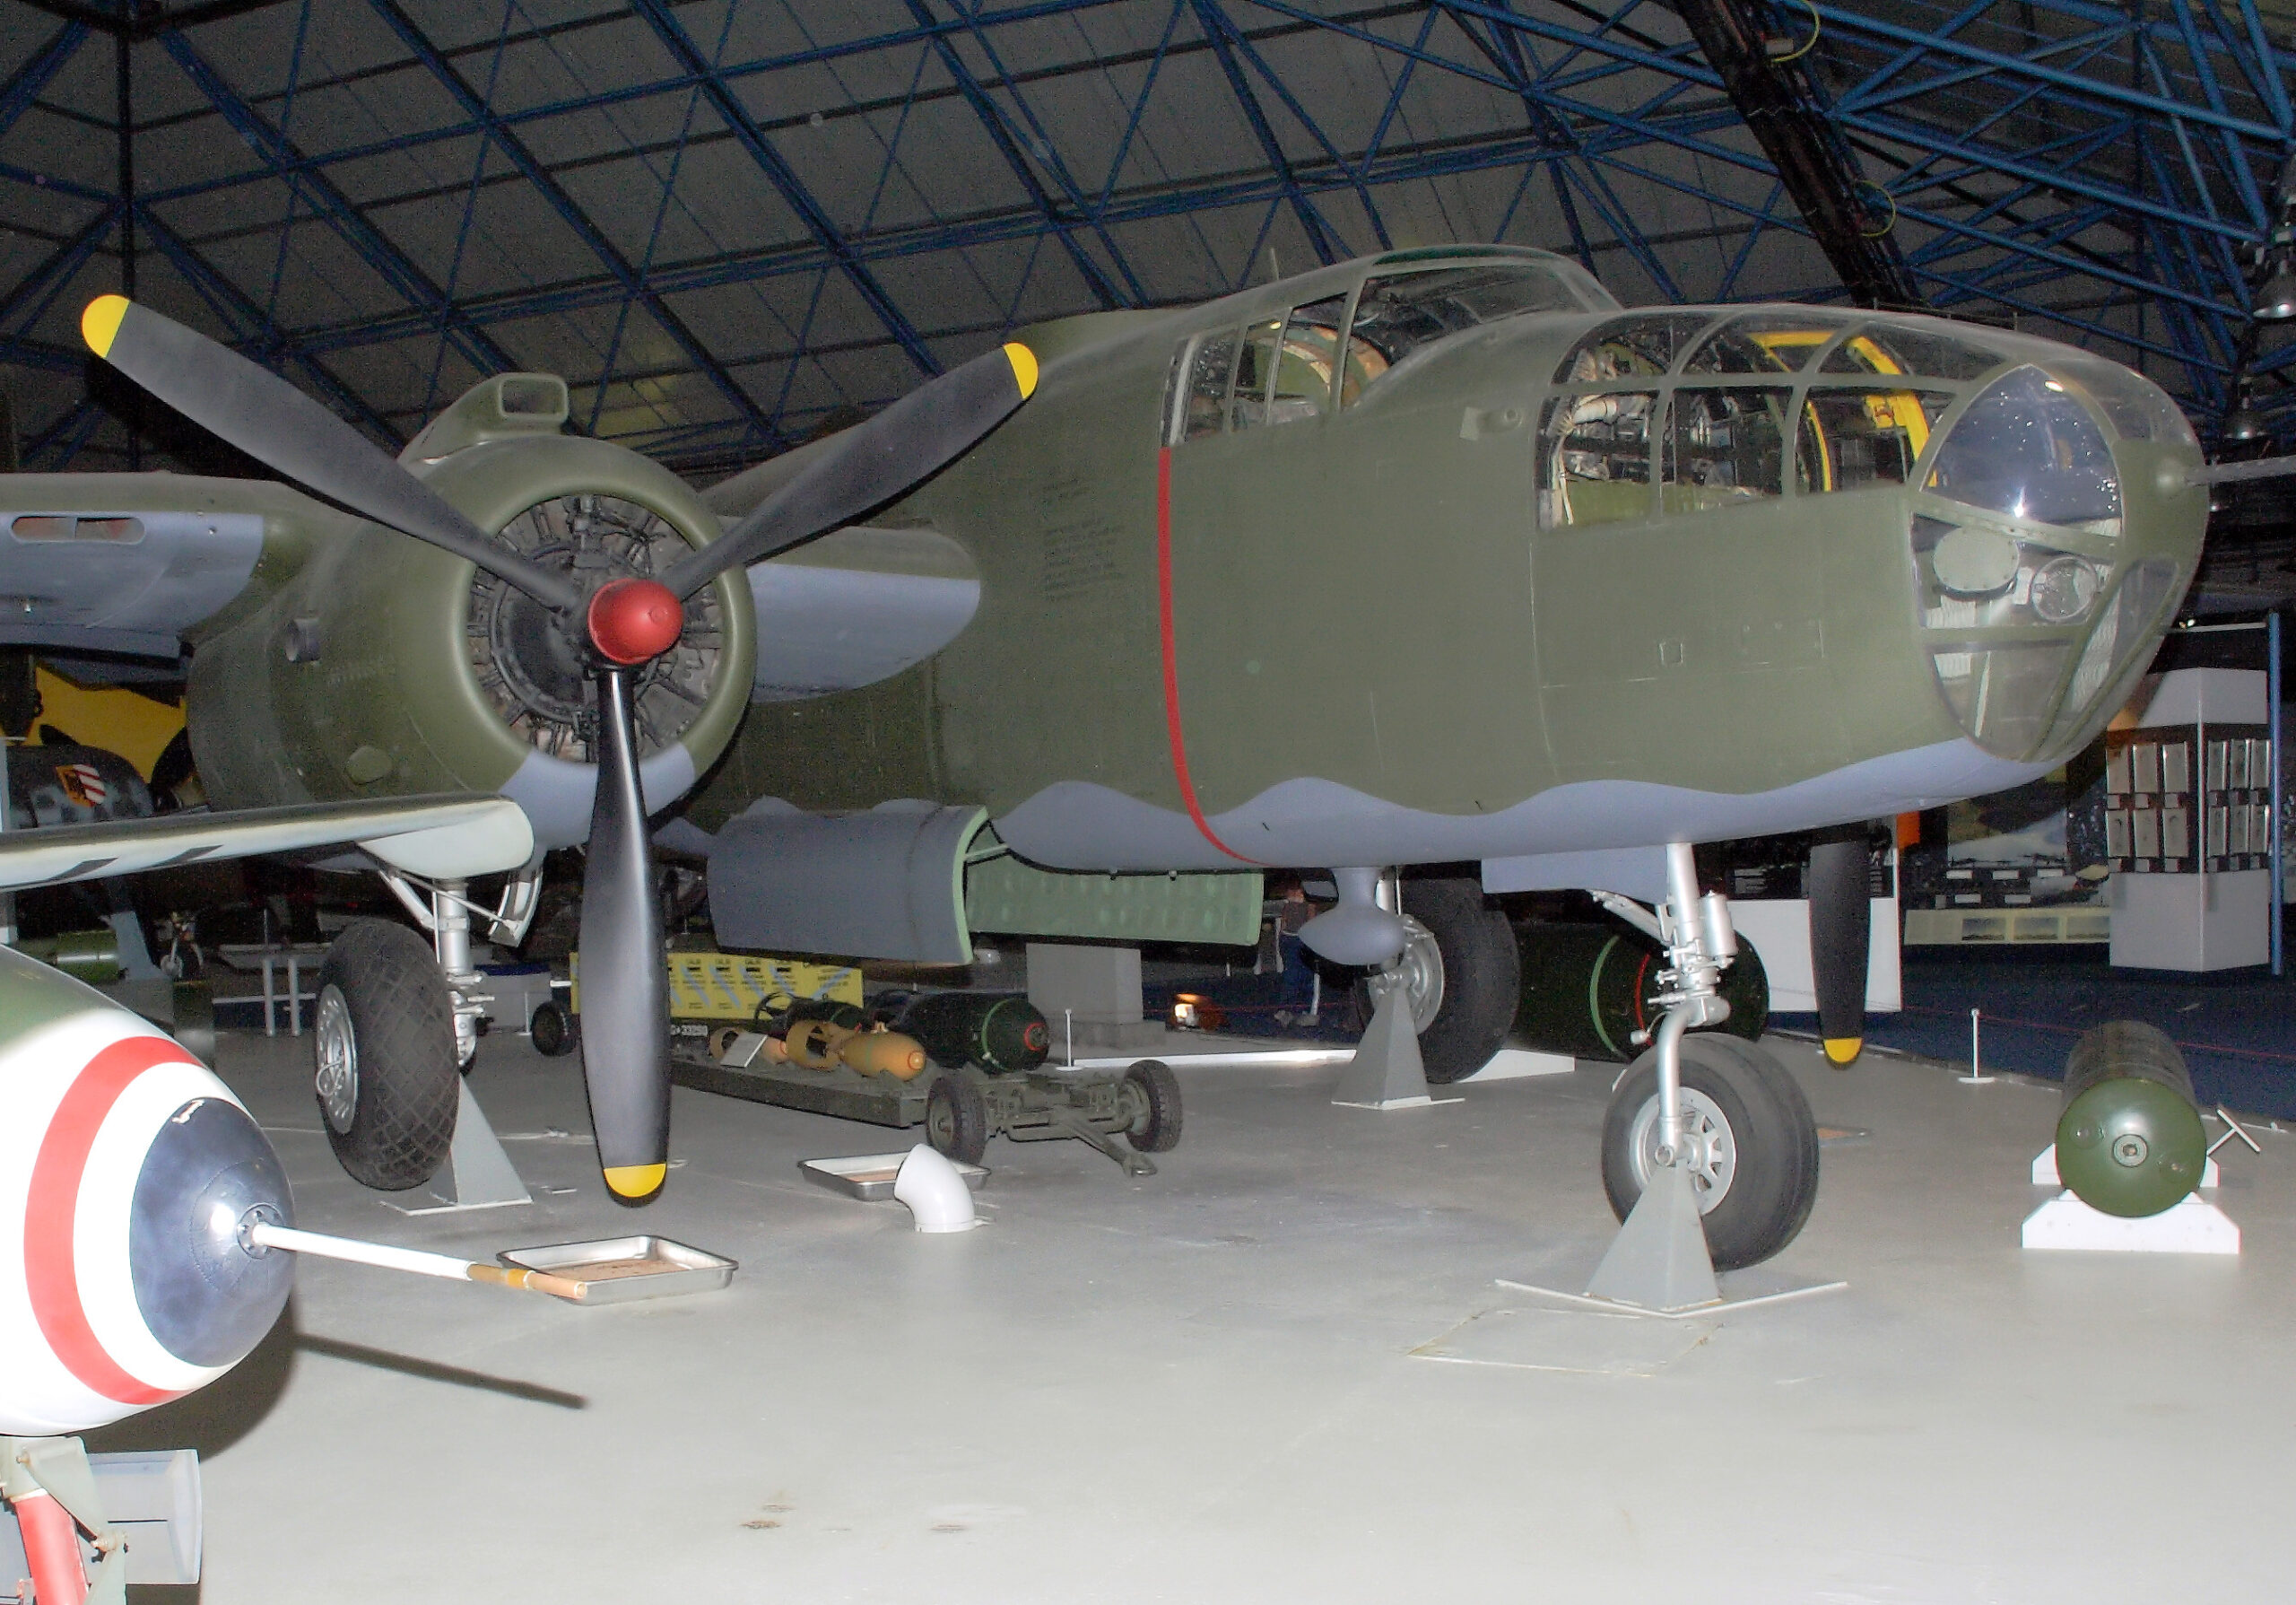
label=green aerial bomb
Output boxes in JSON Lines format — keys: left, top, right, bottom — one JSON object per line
{"left": 1513, "top": 922, "right": 1770, "bottom": 1063}
{"left": 896, "top": 991, "right": 1052, "bottom": 1075}
{"left": 2056, "top": 1021, "right": 2208, "bottom": 1218}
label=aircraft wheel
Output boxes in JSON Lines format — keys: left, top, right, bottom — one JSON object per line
{"left": 1123, "top": 1060, "right": 1184, "bottom": 1153}
{"left": 1599, "top": 1034, "right": 1818, "bottom": 1271}
{"left": 312, "top": 920, "right": 459, "bottom": 1191}
{"left": 529, "top": 1000, "right": 578, "bottom": 1058}
{"left": 1353, "top": 877, "right": 1520, "bottom": 1084}
{"left": 926, "top": 1070, "right": 989, "bottom": 1166}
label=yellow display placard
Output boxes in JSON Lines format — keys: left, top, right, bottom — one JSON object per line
{"left": 570, "top": 950, "right": 862, "bottom": 1019}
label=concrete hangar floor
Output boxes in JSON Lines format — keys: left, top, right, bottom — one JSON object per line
{"left": 96, "top": 1021, "right": 2295, "bottom": 1603}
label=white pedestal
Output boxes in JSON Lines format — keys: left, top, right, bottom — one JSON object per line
{"left": 2109, "top": 868, "right": 2270, "bottom": 972}
{"left": 1465, "top": 1048, "right": 1576, "bottom": 1081}
{"left": 2022, "top": 1191, "right": 2239, "bottom": 1253}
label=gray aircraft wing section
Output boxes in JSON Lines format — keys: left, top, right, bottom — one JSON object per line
{"left": 0, "top": 475, "right": 332, "bottom": 659}
{"left": 0, "top": 795, "right": 535, "bottom": 891}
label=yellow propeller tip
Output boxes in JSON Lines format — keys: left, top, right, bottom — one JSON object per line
{"left": 1002, "top": 341, "right": 1039, "bottom": 399}
{"left": 82, "top": 294, "right": 130, "bottom": 359}
{"left": 1823, "top": 1037, "right": 1864, "bottom": 1067}
{"left": 602, "top": 1162, "right": 666, "bottom": 1199}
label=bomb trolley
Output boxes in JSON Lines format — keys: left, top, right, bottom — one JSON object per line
{"left": 567, "top": 964, "right": 1186, "bottom": 1173}
{"left": 671, "top": 1042, "right": 1181, "bottom": 1176}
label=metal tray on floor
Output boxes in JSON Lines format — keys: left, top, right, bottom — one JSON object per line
{"left": 800, "top": 1153, "right": 991, "bottom": 1202}
{"left": 498, "top": 1235, "right": 735, "bottom": 1303}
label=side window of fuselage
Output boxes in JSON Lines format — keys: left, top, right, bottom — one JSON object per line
{"left": 1539, "top": 391, "right": 1658, "bottom": 528}
{"left": 1166, "top": 294, "right": 1352, "bottom": 446}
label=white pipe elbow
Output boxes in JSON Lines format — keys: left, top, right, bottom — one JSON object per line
{"left": 893, "top": 1144, "right": 979, "bottom": 1233}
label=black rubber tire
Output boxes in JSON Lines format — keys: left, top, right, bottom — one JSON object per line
{"left": 1352, "top": 877, "right": 1520, "bottom": 1085}
{"left": 314, "top": 919, "right": 458, "bottom": 1191}
{"left": 926, "top": 1070, "right": 989, "bottom": 1166}
{"left": 1599, "top": 1034, "right": 1820, "bottom": 1271}
{"left": 1123, "top": 1060, "right": 1184, "bottom": 1153}
{"left": 530, "top": 999, "right": 577, "bottom": 1058}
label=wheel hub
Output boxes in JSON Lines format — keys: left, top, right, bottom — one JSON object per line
{"left": 1382, "top": 913, "right": 1445, "bottom": 1034}
{"left": 1627, "top": 1086, "right": 1736, "bottom": 1212}
{"left": 314, "top": 983, "right": 359, "bottom": 1135}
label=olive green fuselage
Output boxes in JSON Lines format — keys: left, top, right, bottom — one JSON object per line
{"left": 691, "top": 250, "right": 2205, "bottom": 877}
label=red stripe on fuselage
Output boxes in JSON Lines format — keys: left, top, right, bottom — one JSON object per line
{"left": 1156, "top": 446, "right": 1257, "bottom": 865}
{"left": 24, "top": 1034, "right": 199, "bottom": 1407}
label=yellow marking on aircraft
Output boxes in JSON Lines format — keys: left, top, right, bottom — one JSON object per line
{"left": 81, "top": 295, "right": 129, "bottom": 358}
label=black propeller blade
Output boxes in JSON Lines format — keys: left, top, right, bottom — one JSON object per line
{"left": 1806, "top": 831, "right": 1872, "bottom": 1067}
{"left": 578, "top": 667, "right": 674, "bottom": 1198}
{"left": 657, "top": 341, "right": 1039, "bottom": 597}
{"left": 86, "top": 294, "right": 1039, "bottom": 1202}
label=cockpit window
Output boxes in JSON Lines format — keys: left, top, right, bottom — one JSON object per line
{"left": 1551, "top": 313, "right": 1709, "bottom": 384}
{"left": 1169, "top": 294, "right": 1357, "bottom": 445}
{"left": 1177, "top": 331, "right": 1239, "bottom": 443}
{"left": 1822, "top": 323, "right": 2003, "bottom": 381}
{"left": 1797, "top": 388, "right": 1955, "bottom": 493}
{"left": 1664, "top": 388, "right": 1790, "bottom": 510}
{"left": 1342, "top": 266, "right": 1587, "bottom": 407}
{"left": 1683, "top": 313, "right": 1851, "bottom": 375}
{"left": 2053, "top": 356, "right": 2196, "bottom": 447}
{"left": 1538, "top": 391, "right": 1657, "bottom": 528}
{"left": 1924, "top": 366, "right": 2122, "bottom": 528}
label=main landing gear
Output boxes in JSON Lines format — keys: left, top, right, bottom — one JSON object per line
{"left": 1355, "top": 875, "right": 1520, "bottom": 1086}
{"left": 310, "top": 866, "right": 543, "bottom": 1191}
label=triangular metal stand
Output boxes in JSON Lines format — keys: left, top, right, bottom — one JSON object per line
{"left": 1583, "top": 1161, "right": 1720, "bottom": 1313}
{"left": 1330, "top": 978, "right": 1462, "bottom": 1110}
{"left": 387, "top": 1079, "right": 532, "bottom": 1214}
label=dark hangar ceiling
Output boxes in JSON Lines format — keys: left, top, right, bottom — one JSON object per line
{"left": 1, "top": 0, "right": 2292, "bottom": 480}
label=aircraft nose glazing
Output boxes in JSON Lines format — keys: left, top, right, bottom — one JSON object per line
{"left": 1909, "top": 362, "right": 2199, "bottom": 763}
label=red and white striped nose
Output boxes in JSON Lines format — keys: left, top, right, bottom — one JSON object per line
{"left": 2, "top": 1001, "right": 293, "bottom": 1435}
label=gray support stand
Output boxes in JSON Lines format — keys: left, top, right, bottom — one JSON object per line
{"left": 387, "top": 1079, "right": 531, "bottom": 1213}
{"left": 105, "top": 906, "right": 162, "bottom": 980}
{"left": 1331, "top": 972, "right": 1460, "bottom": 1110}
{"left": 1027, "top": 941, "right": 1166, "bottom": 1053}
{"left": 1584, "top": 1161, "right": 1720, "bottom": 1312}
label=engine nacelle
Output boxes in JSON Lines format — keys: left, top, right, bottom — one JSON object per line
{"left": 0, "top": 946, "right": 292, "bottom": 1435}
{"left": 185, "top": 375, "right": 757, "bottom": 850}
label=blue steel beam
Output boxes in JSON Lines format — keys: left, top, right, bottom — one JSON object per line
{"left": 627, "top": 0, "right": 946, "bottom": 377}
{"left": 0, "top": 21, "right": 89, "bottom": 141}
{"left": 902, "top": 0, "right": 1139, "bottom": 305}
{"left": 152, "top": 29, "right": 515, "bottom": 378}
{"left": 363, "top": 0, "right": 785, "bottom": 450}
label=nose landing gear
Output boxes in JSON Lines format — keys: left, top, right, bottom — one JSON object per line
{"left": 1584, "top": 843, "right": 1821, "bottom": 1310}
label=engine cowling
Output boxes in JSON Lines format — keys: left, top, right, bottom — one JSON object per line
{"left": 186, "top": 380, "right": 756, "bottom": 850}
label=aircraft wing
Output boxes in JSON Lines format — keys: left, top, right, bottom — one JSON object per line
{"left": 0, "top": 794, "right": 535, "bottom": 892}
{"left": 0, "top": 474, "right": 350, "bottom": 659}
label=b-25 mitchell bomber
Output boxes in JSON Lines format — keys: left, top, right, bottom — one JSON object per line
{"left": 0, "top": 243, "right": 2206, "bottom": 1278}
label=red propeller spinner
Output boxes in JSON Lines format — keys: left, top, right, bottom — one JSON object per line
{"left": 586, "top": 577, "right": 685, "bottom": 666}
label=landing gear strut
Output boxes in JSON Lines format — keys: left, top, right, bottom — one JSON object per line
{"left": 375, "top": 865, "right": 543, "bottom": 1069}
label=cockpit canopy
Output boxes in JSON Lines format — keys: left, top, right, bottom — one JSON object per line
{"left": 1165, "top": 248, "right": 1613, "bottom": 445}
